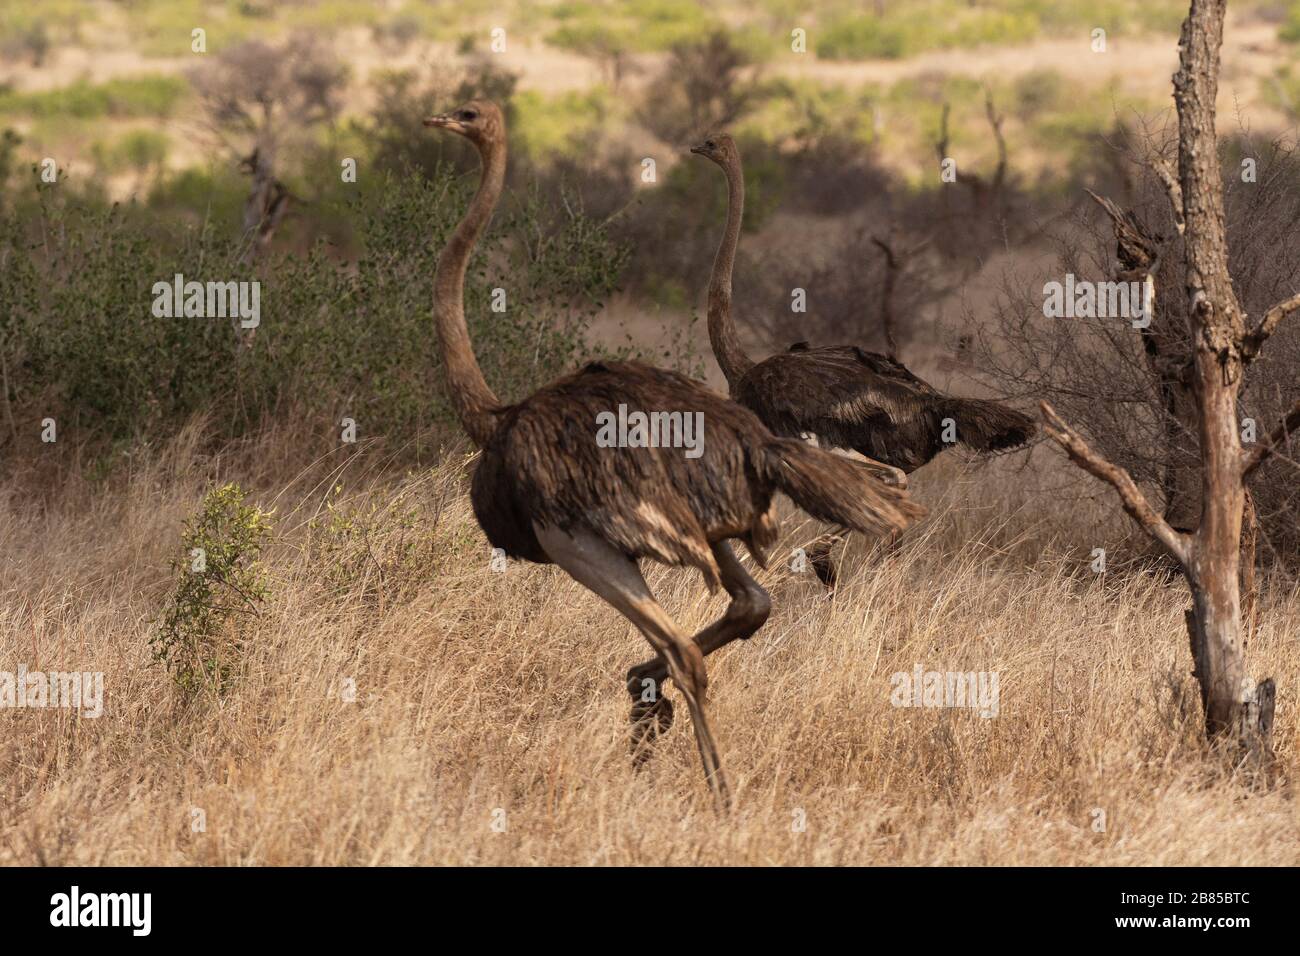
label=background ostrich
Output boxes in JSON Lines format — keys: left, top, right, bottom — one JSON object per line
{"left": 426, "top": 101, "right": 923, "bottom": 806}
{"left": 691, "top": 133, "right": 1035, "bottom": 588}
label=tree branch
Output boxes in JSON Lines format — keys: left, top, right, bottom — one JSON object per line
{"left": 936, "top": 97, "right": 1005, "bottom": 198}
{"left": 871, "top": 235, "right": 901, "bottom": 361}
{"left": 984, "top": 89, "right": 1007, "bottom": 192}
{"left": 1241, "top": 290, "right": 1300, "bottom": 362}
{"left": 1040, "top": 401, "right": 1191, "bottom": 566}
{"left": 1242, "top": 398, "right": 1300, "bottom": 478}
{"left": 1149, "top": 155, "right": 1186, "bottom": 235}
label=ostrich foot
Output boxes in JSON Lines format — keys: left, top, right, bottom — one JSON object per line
{"left": 808, "top": 546, "right": 838, "bottom": 592}
{"left": 629, "top": 696, "right": 675, "bottom": 767}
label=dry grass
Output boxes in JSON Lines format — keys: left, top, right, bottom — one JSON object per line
{"left": 1, "top": 424, "right": 1297, "bottom": 866}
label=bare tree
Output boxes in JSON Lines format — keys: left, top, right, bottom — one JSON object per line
{"left": 977, "top": 134, "right": 1300, "bottom": 572}
{"left": 870, "top": 232, "right": 931, "bottom": 362}
{"left": 636, "top": 32, "right": 760, "bottom": 146}
{"left": 935, "top": 90, "right": 1008, "bottom": 215}
{"left": 189, "top": 34, "right": 347, "bottom": 258}
{"left": 1083, "top": 188, "right": 1203, "bottom": 534}
{"left": 740, "top": 219, "right": 950, "bottom": 358}
{"left": 238, "top": 148, "right": 292, "bottom": 265}
{"left": 1041, "top": 0, "right": 1298, "bottom": 764}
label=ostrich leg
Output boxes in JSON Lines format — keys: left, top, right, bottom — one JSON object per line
{"left": 626, "top": 542, "right": 770, "bottom": 763}
{"left": 806, "top": 525, "right": 849, "bottom": 590}
{"left": 850, "top": 454, "right": 907, "bottom": 490}
{"left": 535, "top": 525, "right": 731, "bottom": 808}
{"left": 802, "top": 446, "right": 903, "bottom": 592}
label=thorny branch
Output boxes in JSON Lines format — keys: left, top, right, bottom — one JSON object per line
{"left": 1040, "top": 401, "right": 1190, "bottom": 567}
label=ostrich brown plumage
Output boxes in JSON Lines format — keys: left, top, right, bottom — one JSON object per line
{"left": 426, "top": 101, "right": 923, "bottom": 807}
{"left": 691, "top": 133, "right": 1035, "bottom": 587}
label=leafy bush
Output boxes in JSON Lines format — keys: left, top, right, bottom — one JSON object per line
{"left": 0, "top": 167, "right": 627, "bottom": 453}
{"left": 0, "top": 2, "right": 86, "bottom": 64}
{"left": 0, "top": 127, "right": 19, "bottom": 197}
{"left": 362, "top": 59, "right": 520, "bottom": 182}
{"left": 513, "top": 88, "right": 615, "bottom": 159}
{"left": 549, "top": 0, "right": 717, "bottom": 54}
{"left": 816, "top": 16, "right": 925, "bottom": 60}
{"left": 636, "top": 31, "right": 762, "bottom": 145}
{"left": 152, "top": 483, "right": 273, "bottom": 698}
{"left": 0, "top": 75, "right": 189, "bottom": 119}
{"left": 813, "top": 0, "right": 1187, "bottom": 61}
{"left": 132, "top": 0, "right": 260, "bottom": 57}
{"left": 92, "top": 130, "right": 169, "bottom": 176}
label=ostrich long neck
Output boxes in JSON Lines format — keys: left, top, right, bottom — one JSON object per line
{"left": 433, "top": 137, "right": 506, "bottom": 448}
{"left": 707, "top": 154, "right": 755, "bottom": 389}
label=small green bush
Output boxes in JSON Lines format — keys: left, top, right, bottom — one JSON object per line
{"left": 152, "top": 483, "right": 273, "bottom": 699}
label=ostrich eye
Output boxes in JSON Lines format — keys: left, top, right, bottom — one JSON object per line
{"left": 461, "top": 109, "right": 478, "bottom": 121}
{"left": 706, "top": 140, "right": 716, "bottom": 149}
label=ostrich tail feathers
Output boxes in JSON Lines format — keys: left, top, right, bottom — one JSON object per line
{"left": 761, "top": 438, "right": 925, "bottom": 537}
{"left": 939, "top": 398, "right": 1036, "bottom": 453}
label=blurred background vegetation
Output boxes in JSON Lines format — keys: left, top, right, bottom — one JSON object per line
{"left": 1, "top": 2, "right": 1298, "bottom": 562}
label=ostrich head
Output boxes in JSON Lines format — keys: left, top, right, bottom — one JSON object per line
{"left": 423, "top": 100, "right": 504, "bottom": 148}
{"left": 689, "top": 133, "right": 739, "bottom": 167}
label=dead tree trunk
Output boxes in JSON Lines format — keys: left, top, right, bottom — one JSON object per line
{"left": 240, "top": 147, "right": 291, "bottom": 265}
{"left": 935, "top": 91, "right": 1007, "bottom": 216}
{"left": 1042, "top": 0, "right": 1299, "bottom": 766}
{"left": 870, "top": 235, "right": 904, "bottom": 361}
{"left": 1084, "top": 189, "right": 1202, "bottom": 534}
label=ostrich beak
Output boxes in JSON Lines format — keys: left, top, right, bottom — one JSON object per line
{"left": 689, "top": 144, "right": 708, "bottom": 156}
{"left": 423, "top": 114, "right": 461, "bottom": 132}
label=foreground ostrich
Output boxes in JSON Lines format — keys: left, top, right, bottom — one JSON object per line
{"left": 426, "top": 101, "right": 923, "bottom": 806}
{"left": 691, "top": 133, "right": 1035, "bottom": 587}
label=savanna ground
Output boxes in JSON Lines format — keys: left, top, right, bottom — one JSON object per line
{"left": 2, "top": 423, "right": 1297, "bottom": 865}
{"left": 1, "top": 0, "right": 1298, "bottom": 865}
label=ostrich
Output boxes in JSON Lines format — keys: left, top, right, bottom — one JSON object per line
{"left": 425, "top": 101, "right": 923, "bottom": 806}
{"left": 691, "top": 133, "right": 1035, "bottom": 588}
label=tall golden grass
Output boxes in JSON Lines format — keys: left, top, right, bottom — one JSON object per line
{"left": 1, "top": 420, "right": 1296, "bottom": 865}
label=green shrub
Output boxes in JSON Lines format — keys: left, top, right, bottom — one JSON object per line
{"left": 513, "top": 88, "right": 614, "bottom": 159}
{"left": 0, "top": 127, "right": 19, "bottom": 196}
{"left": 813, "top": 0, "right": 1186, "bottom": 61}
{"left": 1265, "top": 63, "right": 1300, "bottom": 120}
{"left": 92, "top": 129, "right": 169, "bottom": 175}
{"left": 816, "top": 16, "right": 925, "bottom": 60}
{"left": 0, "top": 2, "right": 85, "bottom": 61}
{"left": 549, "top": 0, "right": 717, "bottom": 54}
{"left": 152, "top": 483, "right": 273, "bottom": 699}
{"left": 0, "top": 75, "right": 188, "bottom": 119}
{"left": 1285, "top": 6, "right": 1300, "bottom": 44}
{"left": 0, "top": 168, "right": 627, "bottom": 450}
